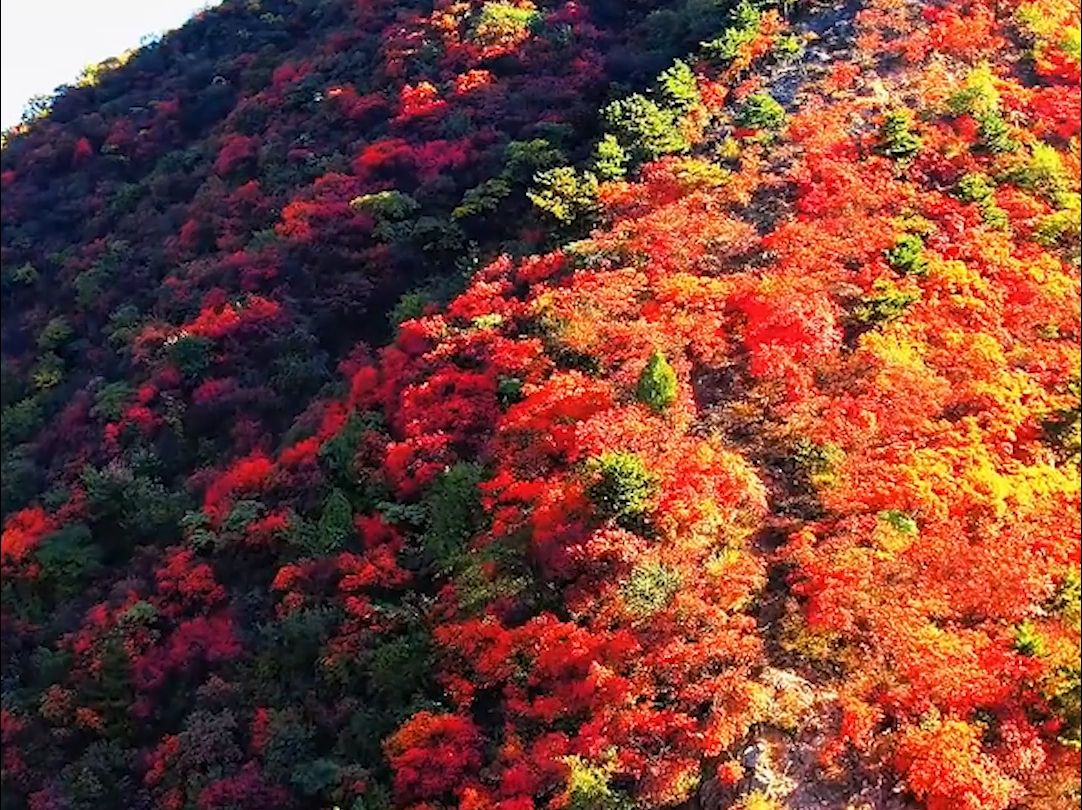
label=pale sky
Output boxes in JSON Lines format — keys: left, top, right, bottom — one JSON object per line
{"left": 1, "top": 0, "right": 222, "bottom": 129}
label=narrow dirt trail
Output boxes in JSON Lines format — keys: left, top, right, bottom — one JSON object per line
{"left": 688, "top": 3, "right": 918, "bottom": 807}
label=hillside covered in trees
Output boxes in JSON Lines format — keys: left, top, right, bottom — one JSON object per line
{"left": 1, "top": 1, "right": 1080, "bottom": 808}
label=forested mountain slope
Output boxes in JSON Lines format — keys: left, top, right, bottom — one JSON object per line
{"left": 2, "top": 1, "right": 1080, "bottom": 809}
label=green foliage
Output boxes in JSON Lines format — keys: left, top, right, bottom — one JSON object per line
{"left": 468, "top": 2, "right": 541, "bottom": 47}
{"left": 853, "top": 279, "right": 921, "bottom": 325}
{"left": 980, "top": 204, "right": 1011, "bottom": 231}
{"left": 565, "top": 757, "right": 633, "bottom": 810}
{"left": 166, "top": 333, "right": 213, "bottom": 380}
{"left": 182, "top": 510, "right": 220, "bottom": 552}
{"left": 504, "top": 138, "right": 566, "bottom": 177}
{"left": 947, "top": 64, "right": 1001, "bottom": 117}
{"left": 375, "top": 500, "right": 429, "bottom": 528}
{"left": 223, "top": 499, "right": 266, "bottom": 535}
{"left": 1042, "top": 377, "right": 1081, "bottom": 461}
{"left": 656, "top": 59, "right": 700, "bottom": 111}
{"left": 75, "top": 51, "right": 133, "bottom": 89}
{"left": 366, "top": 627, "right": 434, "bottom": 707}
{"left": 1, "top": 397, "right": 44, "bottom": 449}
{"left": 773, "top": 32, "right": 805, "bottom": 61}
{"left": 107, "top": 182, "right": 144, "bottom": 218}
{"left": 976, "top": 111, "right": 1018, "bottom": 153}
{"left": 453, "top": 177, "right": 513, "bottom": 219}
{"left": 317, "top": 489, "right": 354, "bottom": 553}
{"left": 292, "top": 758, "right": 340, "bottom": 796}
{"left": 956, "top": 173, "right": 1010, "bottom": 228}
{"left": 272, "top": 342, "right": 330, "bottom": 400}
{"left": 793, "top": 438, "right": 844, "bottom": 489}
{"left": 30, "top": 646, "right": 72, "bottom": 688}
{"left": 701, "top": 1, "right": 762, "bottom": 62}
{"left": 349, "top": 190, "right": 420, "bottom": 220}
{"left": 957, "top": 172, "right": 995, "bottom": 203}
{"left": 255, "top": 607, "right": 342, "bottom": 686}
{"left": 1050, "top": 665, "right": 1081, "bottom": 748}
{"left": 246, "top": 227, "right": 280, "bottom": 251}
{"left": 390, "top": 291, "right": 432, "bottom": 327}
{"left": 91, "top": 382, "right": 133, "bottom": 422}
{"left": 73, "top": 270, "right": 104, "bottom": 309}
{"left": 408, "top": 216, "right": 467, "bottom": 256}
{"left": 593, "top": 134, "right": 629, "bottom": 181}
{"left": 262, "top": 709, "right": 316, "bottom": 782}
{"left": 1062, "top": 25, "right": 1082, "bottom": 61}
{"left": 58, "top": 740, "right": 134, "bottom": 810}
{"left": 453, "top": 548, "right": 532, "bottom": 616}
{"left": 81, "top": 463, "right": 186, "bottom": 545}
{"left": 319, "top": 411, "right": 382, "bottom": 486}
{"left": 37, "top": 317, "right": 73, "bottom": 352}
{"left": 33, "top": 523, "right": 102, "bottom": 599}
{"left": 944, "top": 71, "right": 1008, "bottom": 156}
{"left": 456, "top": 140, "right": 564, "bottom": 219}
{"left": 105, "top": 305, "right": 143, "bottom": 349}
{"left": 735, "top": 92, "right": 786, "bottom": 130}
{"left": 2, "top": 262, "right": 39, "bottom": 288}
{"left": 497, "top": 375, "right": 525, "bottom": 407}
{"left": 621, "top": 560, "right": 682, "bottom": 617}
{"left": 1054, "top": 568, "right": 1081, "bottom": 623}
{"left": 878, "top": 109, "right": 923, "bottom": 160}
{"left": 885, "top": 234, "right": 928, "bottom": 276}
{"left": 72, "top": 240, "right": 131, "bottom": 310}
{"left": 602, "top": 94, "right": 689, "bottom": 163}
{"left": 118, "top": 601, "right": 159, "bottom": 628}
{"left": 423, "top": 462, "right": 485, "bottom": 570}
{"left": 1014, "top": 620, "right": 1045, "bottom": 657}
{"left": 1, "top": 452, "right": 42, "bottom": 518}
{"left": 528, "top": 167, "right": 599, "bottom": 224}
{"left": 587, "top": 452, "right": 657, "bottom": 529}
{"left": 1048, "top": 572, "right": 1082, "bottom": 746}
{"left": 1010, "top": 142, "right": 1072, "bottom": 203}
{"left": 77, "top": 636, "right": 136, "bottom": 737}
{"left": 879, "top": 509, "right": 918, "bottom": 536}
{"left": 595, "top": 56, "right": 710, "bottom": 175}
{"left": 42, "top": 485, "right": 71, "bottom": 512}
{"left": 1033, "top": 200, "right": 1082, "bottom": 251}
{"left": 20, "top": 92, "right": 55, "bottom": 124}
{"left": 636, "top": 349, "right": 678, "bottom": 412}
{"left": 669, "top": 156, "right": 730, "bottom": 188}
{"left": 369, "top": 213, "right": 465, "bottom": 254}
{"left": 31, "top": 353, "right": 65, "bottom": 391}
{"left": 946, "top": 64, "right": 1017, "bottom": 153}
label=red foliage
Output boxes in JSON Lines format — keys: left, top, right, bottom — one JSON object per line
{"left": 1, "top": 1, "right": 1078, "bottom": 808}
{"left": 385, "top": 711, "right": 483, "bottom": 803}
{"left": 894, "top": 720, "right": 1017, "bottom": 810}
{"left": 153, "top": 548, "right": 226, "bottom": 619}
{"left": 214, "top": 134, "right": 259, "bottom": 176}
{"left": 0, "top": 507, "right": 54, "bottom": 562}
{"left": 395, "top": 81, "right": 447, "bottom": 122}
{"left": 203, "top": 453, "right": 277, "bottom": 523}
{"left": 183, "top": 294, "right": 284, "bottom": 339}
{"left": 133, "top": 613, "right": 241, "bottom": 691}
{"left": 198, "top": 762, "right": 291, "bottom": 810}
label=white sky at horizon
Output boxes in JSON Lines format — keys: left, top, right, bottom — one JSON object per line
{"left": 1, "top": 0, "right": 223, "bottom": 129}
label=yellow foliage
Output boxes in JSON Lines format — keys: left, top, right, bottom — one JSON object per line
{"left": 736, "top": 790, "right": 784, "bottom": 810}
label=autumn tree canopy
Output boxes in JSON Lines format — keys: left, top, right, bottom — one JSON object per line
{"left": 2, "top": 1, "right": 1080, "bottom": 809}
